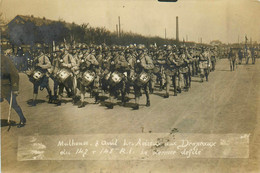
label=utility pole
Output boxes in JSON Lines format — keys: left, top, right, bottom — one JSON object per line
{"left": 118, "top": 16, "right": 121, "bottom": 37}
{"left": 165, "top": 28, "right": 166, "bottom": 39}
{"left": 176, "top": 16, "right": 179, "bottom": 42}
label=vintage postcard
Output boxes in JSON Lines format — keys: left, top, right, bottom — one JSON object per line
{"left": 0, "top": 0, "right": 259, "bottom": 172}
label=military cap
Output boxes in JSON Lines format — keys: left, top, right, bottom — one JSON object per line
{"left": 166, "top": 45, "right": 173, "bottom": 51}
{"left": 137, "top": 44, "right": 145, "bottom": 50}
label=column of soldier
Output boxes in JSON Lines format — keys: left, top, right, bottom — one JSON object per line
{"left": 26, "top": 43, "right": 217, "bottom": 110}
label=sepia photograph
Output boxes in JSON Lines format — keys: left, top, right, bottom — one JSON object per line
{"left": 0, "top": 0, "right": 260, "bottom": 172}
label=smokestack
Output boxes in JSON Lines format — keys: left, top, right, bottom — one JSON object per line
{"left": 118, "top": 16, "right": 121, "bottom": 37}
{"left": 176, "top": 16, "right": 179, "bottom": 42}
{"left": 116, "top": 24, "right": 119, "bottom": 37}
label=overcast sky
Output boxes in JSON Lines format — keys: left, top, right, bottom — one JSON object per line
{"left": 1, "top": 0, "right": 260, "bottom": 43}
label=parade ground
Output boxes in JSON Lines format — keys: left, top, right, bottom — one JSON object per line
{"left": 1, "top": 59, "right": 260, "bottom": 173}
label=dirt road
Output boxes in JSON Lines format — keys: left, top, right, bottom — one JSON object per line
{"left": 1, "top": 59, "right": 260, "bottom": 173}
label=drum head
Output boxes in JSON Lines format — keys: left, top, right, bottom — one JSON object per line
{"left": 33, "top": 70, "right": 44, "bottom": 80}
{"left": 111, "top": 72, "right": 122, "bottom": 84}
{"left": 139, "top": 72, "right": 150, "bottom": 84}
{"left": 57, "top": 69, "right": 72, "bottom": 83}
{"left": 81, "top": 71, "right": 95, "bottom": 86}
{"left": 136, "top": 72, "right": 150, "bottom": 86}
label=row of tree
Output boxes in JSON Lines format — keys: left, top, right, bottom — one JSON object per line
{"left": 5, "top": 18, "right": 190, "bottom": 47}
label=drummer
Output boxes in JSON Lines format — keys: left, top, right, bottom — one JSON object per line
{"left": 30, "top": 47, "right": 52, "bottom": 106}
{"left": 58, "top": 45, "right": 78, "bottom": 104}
{"left": 106, "top": 46, "right": 129, "bottom": 109}
{"left": 132, "top": 44, "right": 154, "bottom": 110}
{"left": 77, "top": 47, "right": 99, "bottom": 108}
{"left": 49, "top": 47, "right": 62, "bottom": 104}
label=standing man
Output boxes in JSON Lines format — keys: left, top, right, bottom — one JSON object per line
{"left": 199, "top": 47, "right": 210, "bottom": 82}
{"left": 1, "top": 55, "right": 26, "bottom": 127}
{"left": 238, "top": 48, "right": 243, "bottom": 65}
{"left": 228, "top": 48, "right": 237, "bottom": 71}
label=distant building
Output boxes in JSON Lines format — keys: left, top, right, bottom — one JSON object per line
{"left": 7, "top": 15, "right": 74, "bottom": 46}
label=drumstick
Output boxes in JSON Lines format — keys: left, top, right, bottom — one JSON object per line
{"left": 8, "top": 92, "right": 13, "bottom": 124}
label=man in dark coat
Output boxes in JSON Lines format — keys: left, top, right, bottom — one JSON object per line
{"left": 1, "top": 55, "right": 26, "bottom": 127}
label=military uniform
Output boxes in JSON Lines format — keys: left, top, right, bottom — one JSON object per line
{"left": 77, "top": 51, "right": 100, "bottom": 108}
{"left": 179, "top": 50, "right": 191, "bottom": 90}
{"left": 238, "top": 49, "right": 243, "bottom": 64}
{"left": 228, "top": 49, "right": 237, "bottom": 71}
{"left": 1, "top": 55, "right": 26, "bottom": 127}
{"left": 29, "top": 52, "right": 52, "bottom": 106}
{"left": 159, "top": 47, "right": 181, "bottom": 97}
{"left": 132, "top": 45, "right": 154, "bottom": 109}
{"left": 199, "top": 49, "right": 210, "bottom": 81}
{"left": 58, "top": 51, "right": 77, "bottom": 102}
{"left": 105, "top": 48, "right": 129, "bottom": 109}
{"left": 210, "top": 49, "right": 216, "bottom": 71}
{"left": 245, "top": 49, "right": 251, "bottom": 64}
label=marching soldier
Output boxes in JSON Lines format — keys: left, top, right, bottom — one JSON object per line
{"left": 210, "top": 48, "right": 217, "bottom": 71}
{"left": 28, "top": 47, "right": 52, "bottom": 106}
{"left": 77, "top": 47, "right": 100, "bottom": 108}
{"left": 158, "top": 45, "right": 180, "bottom": 98}
{"left": 251, "top": 47, "right": 257, "bottom": 64}
{"left": 132, "top": 44, "right": 154, "bottom": 110}
{"left": 148, "top": 45, "right": 158, "bottom": 94}
{"left": 106, "top": 46, "right": 129, "bottom": 109}
{"left": 58, "top": 45, "right": 78, "bottom": 103}
{"left": 245, "top": 48, "right": 251, "bottom": 64}
{"left": 199, "top": 47, "right": 210, "bottom": 82}
{"left": 125, "top": 46, "right": 136, "bottom": 95}
{"left": 179, "top": 47, "right": 191, "bottom": 91}
{"left": 100, "top": 46, "right": 112, "bottom": 93}
{"left": 49, "top": 48, "right": 62, "bottom": 103}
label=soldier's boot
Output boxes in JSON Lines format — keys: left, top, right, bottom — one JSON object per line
{"left": 94, "top": 94, "right": 99, "bottom": 104}
{"left": 158, "top": 79, "right": 162, "bottom": 91}
{"left": 133, "top": 104, "right": 139, "bottom": 110}
{"left": 17, "top": 118, "right": 26, "bottom": 128}
{"left": 32, "top": 94, "right": 37, "bottom": 106}
{"left": 52, "top": 95, "right": 58, "bottom": 104}
{"left": 164, "top": 93, "right": 169, "bottom": 98}
{"left": 177, "top": 87, "right": 182, "bottom": 93}
{"left": 48, "top": 91, "right": 52, "bottom": 103}
{"left": 146, "top": 100, "right": 150, "bottom": 107}
{"left": 72, "top": 96, "right": 77, "bottom": 104}
{"left": 56, "top": 100, "right": 61, "bottom": 106}
{"left": 185, "top": 85, "right": 189, "bottom": 91}
{"left": 107, "top": 103, "right": 114, "bottom": 109}
{"left": 32, "top": 100, "right": 36, "bottom": 106}
{"left": 78, "top": 101, "right": 85, "bottom": 108}
{"left": 144, "top": 88, "right": 150, "bottom": 107}
{"left": 133, "top": 97, "right": 140, "bottom": 110}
